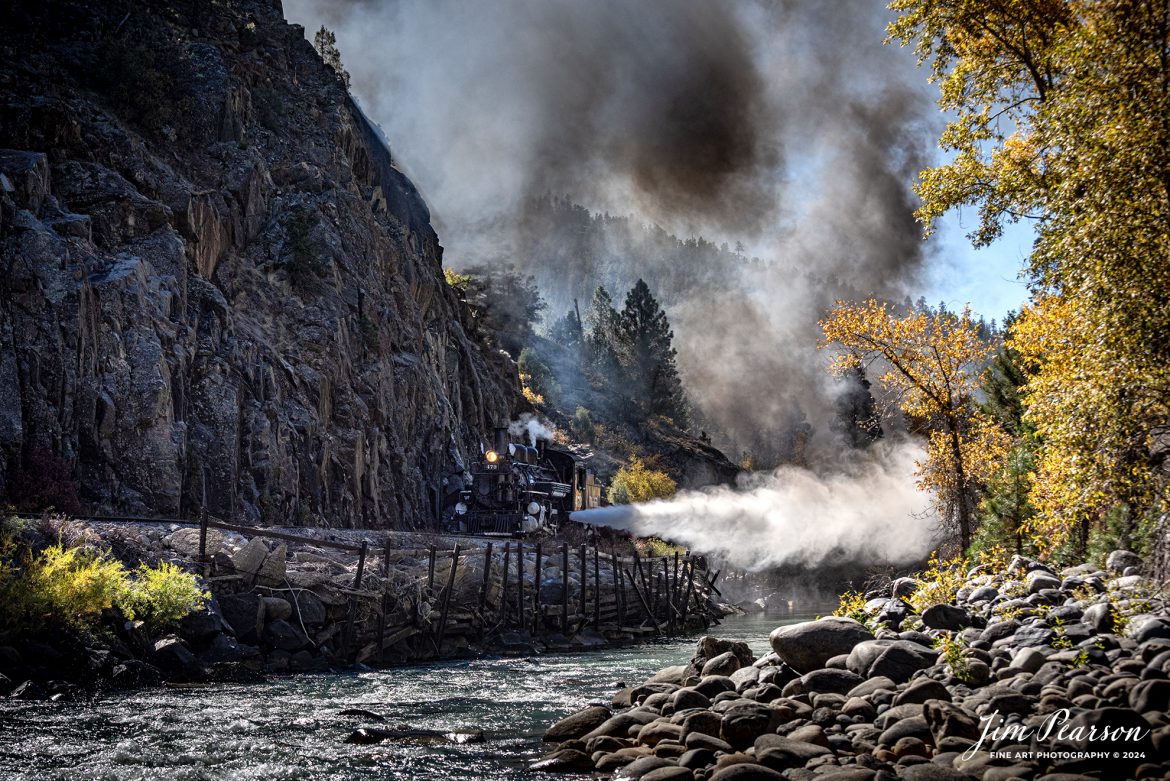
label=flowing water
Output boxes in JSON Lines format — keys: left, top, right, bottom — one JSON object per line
{"left": 0, "top": 606, "right": 835, "bottom": 781}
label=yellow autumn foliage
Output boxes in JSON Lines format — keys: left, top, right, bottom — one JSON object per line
{"left": 890, "top": 0, "right": 1170, "bottom": 557}
{"left": 820, "top": 299, "right": 1008, "bottom": 548}
{"left": 607, "top": 458, "right": 677, "bottom": 505}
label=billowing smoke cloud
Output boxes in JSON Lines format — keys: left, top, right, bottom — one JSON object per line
{"left": 573, "top": 441, "right": 935, "bottom": 570}
{"left": 283, "top": 0, "right": 938, "bottom": 461}
{"left": 509, "top": 413, "right": 556, "bottom": 447}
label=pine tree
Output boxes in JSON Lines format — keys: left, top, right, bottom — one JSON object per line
{"left": 832, "top": 365, "right": 883, "bottom": 449}
{"left": 980, "top": 337, "right": 1029, "bottom": 437}
{"left": 548, "top": 303, "right": 584, "bottom": 350}
{"left": 313, "top": 26, "right": 351, "bottom": 89}
{"left": 617, "top": 279, "right": 688, "bottom": 426}
{"left": 584, "top": 285, "right": 621, "bottom": 374}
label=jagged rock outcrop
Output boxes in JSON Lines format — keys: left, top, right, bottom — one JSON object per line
{"left": 0, "top": 0, "right": 516, "bottom": 527}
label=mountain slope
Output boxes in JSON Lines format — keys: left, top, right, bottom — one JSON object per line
{"left": 0, "top": 0, "right": 517, "bottom": 528}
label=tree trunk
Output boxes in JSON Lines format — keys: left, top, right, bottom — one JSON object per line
{"left": 948, "top": 420, "right": 972, "bottom": 551}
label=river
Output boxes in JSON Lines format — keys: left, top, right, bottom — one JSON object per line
{"left": 0, "top": 605, "right": 836, "bottom": 780}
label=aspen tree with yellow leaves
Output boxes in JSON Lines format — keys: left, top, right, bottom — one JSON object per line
{"left": 888, "top": 0, "right": 1170, "bottom": 560}
{"left": 820, "top": 300, "right": 1011, "bottom": 550}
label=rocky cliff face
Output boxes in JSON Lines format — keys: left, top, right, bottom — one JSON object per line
{"left": 0, "top": 0, "right": 517, "bottom": 527}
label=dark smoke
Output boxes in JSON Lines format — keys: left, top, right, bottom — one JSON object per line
{"left": 284, "top": 0, "right": 939, "bottom": 461}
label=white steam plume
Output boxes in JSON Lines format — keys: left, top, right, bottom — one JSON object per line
{"left": 573, "top": 441, "right": 934, "bottom": 570}
{"left": 509, "top": 413, "right": 555, "bottom": 447}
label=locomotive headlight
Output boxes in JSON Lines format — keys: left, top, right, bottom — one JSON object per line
{"left": 455, "top": 502, "right": 468, "bottom": 515}
{"left": 526, "top": 501, "right": 541, "bottom": 516}
{"left": 485, "top": 450, "right": 499, "bottom": 463}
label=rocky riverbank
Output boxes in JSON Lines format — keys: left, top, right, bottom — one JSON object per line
{"left": 1, "top": 517, "right": 732, "bottom": 701}
{"left": 533, "top": 550, "right": 1170, "bottom": 779}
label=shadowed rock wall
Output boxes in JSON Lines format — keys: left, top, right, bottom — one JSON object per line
{"left": 0, "top": 0, "right": 517, "bottom": 528}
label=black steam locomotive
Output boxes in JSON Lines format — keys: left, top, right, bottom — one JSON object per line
{"left": 442, "top": 428, "right": 604, "bottom": 536}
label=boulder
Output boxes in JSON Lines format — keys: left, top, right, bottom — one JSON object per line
{"left": 678, "top": 748, "right": 715, "bottom": 771}
{"left": 769, "top": 618, "right": 873, "bottom": 673}
{"left": 638, "top": 721, "right": 684, "bottom": 747}
{"left": 708, "top": 766, "right": 786, "bottom": 781}
{"left": 671, "top": 688, "right": 712, "bottom": 712}
{"left": 263, "top": 618, "right": 309, "bottom": 651}
{"left": 544, "top": 705, "right": 611, "bottom": 741}
{"left": 178, "top": 598, "right": 227, "bottom": 645}
{"left": 894, "top": 678, "right": 951, "bottom": 706}
{"left": 1008, "top": 647, "right": 1047, "bottom": 674}
{"left": 614, "top": 756, "right": 675, "bottom": 779}
{"left": 847, "top": 676, "right": 898, "bottom": 697}
{"left": 529, "top": 749, "right": 595, "bottom": 772}
{"left": 687, "top": 636, "right": 754, "bottom": 679}
{"left": 218, "top": 592, "right": 264, "bottom": 644}
{"left": 901, "top": 765, "right": 978, "bottom": 781}
{"left": 260, "top": 596, "right": 293, "bottom": 622}
{"left": 641, "top": 768, "right": 693, "bottom": 781}
{"left": 846, "top": 639, "right": 936, "bottom": 683}
{"left": 231, "top": 538, "right": 270, "bottom": 579}
{"left": 1129, "top": 679, "right": 1170, "bottom": 715}
{"left": 648, "top": 665, "right": 689, "bottom": 685}
{"left": 968, "top": 586, "right": 998, "bottom": 603}
{"left": 167, "top": 527, "right": 225, "bottom": 557}
{"left": 151, "top": 636, "right": 203, "bottom": 680}
{"left": 9, "top": 680, "right": 47, "bottom": 700}
{"left": 110, "top": 660, "right": 162, "bottom": 688}
{"left": 921, "top": 604, "right": 970, "bottom": 631}
{"left": 1082, "top": 602, "right": 1114, "bottom": 634}
{"left": 290, "top": 590, "right": 328, "bottom": 625}
{"left": 199, "top": 633, "right": 260, "bottom": 665}
{"left": 681, "top": 710, "right": 723, "bottom": 740}
{"left": 878, "top": 715, "right": 931, "bottom": 746}
{"left": 891, "top": 577, "right": 917, "bottom": 599}
{"left": 584, "top": 711, "right": 657, "bottom": 740}
{"left": 1106, "top": 550, "right": 1142, "bottom": 574}
{"left": 923, "top": 699, "right": 980, "bottom": 743}
{"left": 800, "top": 668, "right": 864, "bottom": 696}
{"left": 702, "top": 651, "right": 741, "bottom": 678}
{"left": 1025, "top": 570, "right": 1061, "bottom": 595}
{"left": 980, "top": 620, "right": 1019, "bottom": 644}
{"left": 753, "top": 734, "right": 832, "bottom": 771}
{"left": 1130, "top": 616, "right": 1170, "bottom": 643}
{"left": 256, "top": 544, "right": 288, "bottom": 586}
{"left": 1011, "top": 624, "right": 1055, "bottom": 647}
{"left": 720, "top": 702, "right": 776, "bottom": 749}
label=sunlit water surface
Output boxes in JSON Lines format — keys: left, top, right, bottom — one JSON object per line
{"left": 0, "top": 608, "right": 834, "bottom": 780}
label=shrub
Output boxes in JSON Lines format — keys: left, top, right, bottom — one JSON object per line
{"left": 934, "top": 633, "right": 971, "bottom": 683}
{"left": 569, "top": 406, "right": 595, "bottom": 443}
{"left": 444, "top": 268, "right": 473, "bottom": 294}
{"left": 0, "top": 526, "right": 206, "bottom": 632}
{"left": 283, "top": 205, "right": 324, "bottom": 290}
{"left": 518, "top": 347, "right": 558, "bottom": 405}
{"left": 124, "top": 561, "right": 208, "bottom": 631}
{"left": 4, "top": 542, "right": 132, "bottom": 628}
{"left": 907, "top": 552, "right": 969, "bottom": 613}
{"left": 833, "top": 589, "right": 870, "bottom": 625}
{"left": 634, "top": 536, "right": 683, "bottom": 559}
{"left": 607, "top": 458, "right": 677, "bottom": 505}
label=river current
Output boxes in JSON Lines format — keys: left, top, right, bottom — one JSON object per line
{"left": 0, "top": 607, "right": 834, "bottom": 780}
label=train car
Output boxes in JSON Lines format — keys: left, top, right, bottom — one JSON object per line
{"left": 442, "top": 428, "right": 604, "bottom": 536}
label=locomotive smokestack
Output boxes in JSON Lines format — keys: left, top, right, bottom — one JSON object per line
{"left": 493, "top": 426, "right": 508, "bottom": 456}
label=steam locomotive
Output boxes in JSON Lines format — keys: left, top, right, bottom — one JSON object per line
{"left": 442, "top": 428, "right": 604, "bottom": 536}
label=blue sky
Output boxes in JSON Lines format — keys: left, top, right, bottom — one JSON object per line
{"left": 927, "top": 208, "right": 1036, "bottom": 322}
